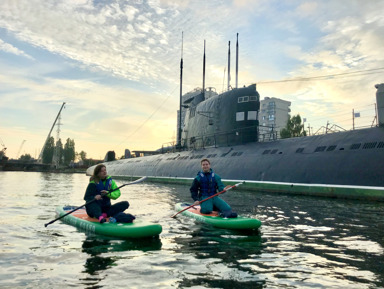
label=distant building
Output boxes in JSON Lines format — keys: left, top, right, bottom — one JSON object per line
{"left": 258, "top": 97, "right": 291, "bottom": 140}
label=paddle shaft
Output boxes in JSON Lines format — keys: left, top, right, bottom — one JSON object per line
{"left": 171, "top": 181, "right": 244, "bottom": 218}
{"left": 44, "top": 176, "right": 147, "bottom": 227}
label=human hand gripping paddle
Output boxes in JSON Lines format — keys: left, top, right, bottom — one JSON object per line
{"left": 44, "top": 176, "right": 147, "bottom": 227}
{"left": 171, "top": 181, "right": 244, "bottom": 218}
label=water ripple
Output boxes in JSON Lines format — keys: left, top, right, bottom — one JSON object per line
{"left": 0, "top": 172, "right": 383, "bottom": 288}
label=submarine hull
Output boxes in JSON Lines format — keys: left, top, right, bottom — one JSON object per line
{"left": 87, "top": 126, "right": 384, "bottom": 201}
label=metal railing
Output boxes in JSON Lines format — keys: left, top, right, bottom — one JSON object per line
{"left": 160, "top": 121, "right": 380, "bottom": 154}
{"left": 180, "top": 125, "right": 259, "bottom": 150}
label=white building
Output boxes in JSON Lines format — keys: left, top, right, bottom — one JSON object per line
{"left": 258, "top": 97, "right": 291, "bottom": 140}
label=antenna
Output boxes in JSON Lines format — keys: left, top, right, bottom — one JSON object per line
{"left": 236, "top": 33, "right": 239, "bottom": 88}
{"left": 202, "top": 40, "right": 206, "bottom": 96}
{"left": 227, "top": 41, "right": 231, "bottom": 91}
{"left": 177, "top": 32, "right": 183, "bottom": 148}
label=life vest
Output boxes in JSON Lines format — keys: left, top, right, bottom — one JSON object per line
{"left": 95, "top": 177, "right": 113, "bottom": 194}
{"left": 198, "top": 171, "right": 216, "bottom": 197}
{"left": 93, "top": 176, "right": 113, "bottom": 208}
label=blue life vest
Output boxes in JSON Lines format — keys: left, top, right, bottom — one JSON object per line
{"left": 95, "top": 177, "right": 113, "bottom": 208}
{"left": 95, "top": 177, "right": 113, "bottom": 194}
{"left": 198, "top": 171, "right": 216, "bottom": 197}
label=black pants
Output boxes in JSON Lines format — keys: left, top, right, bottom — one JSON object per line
{"left": 86, "top": 201, "right": 129, "bottom": 219}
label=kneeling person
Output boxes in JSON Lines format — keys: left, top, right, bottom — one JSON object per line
{"left": 190, "top": 158, "right": 237, "bottom": 218}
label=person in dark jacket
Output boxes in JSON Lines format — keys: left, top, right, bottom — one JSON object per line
{"left": 84, "top": 164, "right": 135, "bottom": 223}
{"left": 190, "top": 158, "right": 237, "bottom": 218}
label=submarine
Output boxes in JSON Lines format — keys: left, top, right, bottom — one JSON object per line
{"left": 87, "top": 36, "right": 384, "bottom": 201}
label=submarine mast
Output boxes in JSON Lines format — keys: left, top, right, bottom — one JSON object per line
{"left": 236, "top": 33, "right": 239, "bottom": 88}
{"left": 227, "top": 41, "right": 231, "bottom": 91}
{"left": 202, "top": 40, "right": 206, "bottom": 96}
{"left": 177, "top": 32, "right": 183, "bottom": 148}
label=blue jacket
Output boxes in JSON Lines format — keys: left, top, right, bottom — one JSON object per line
{"left": 190, "top": 169, "right": 225, "bottom": 201}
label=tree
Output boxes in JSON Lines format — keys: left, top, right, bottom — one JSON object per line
{"left": 280, "top": 114, "right": 307, "bottom": 139}
{"left": 42, "top": 136, "right": 55, "bottom": 164}
{"left": 78, "top": 151, "right": 87, "bottom": 161}
{"left": 54, "top": 138, "right": 63, "bottom": 165}
{"left": 19, "top": 154, "right": 33, "bottom": 162}
{"left": 63, "top": 138, "right": 76, "bottom": 165}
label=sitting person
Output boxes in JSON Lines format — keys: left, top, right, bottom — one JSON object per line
{"left": 190, "top": 158, "right": 237, "bottom": 218}
{"left": 84, "top": 164, "right": 135, "bottom": 223}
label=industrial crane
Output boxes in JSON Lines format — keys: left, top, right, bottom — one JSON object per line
{"left": 37, "top": 102, "right": 66, "bottom": 163}
{"left": 0, "top": 137, "right": 7, "bottom": 160}
{"left": 16, "top": 140, "right": 26, "bottom": 159}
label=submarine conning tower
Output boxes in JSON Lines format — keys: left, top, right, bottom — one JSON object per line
{"left": 181, "top": 84, "right": 260, "bottom": 149}
{"left": 376, "top": 83, "right": 384, "bottom": 127}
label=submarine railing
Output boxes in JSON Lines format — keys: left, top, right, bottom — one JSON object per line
{"left": 159, "top": 125, "right": 281, "bottom": 152}
{"left": 181, "top": 125, "right": 262, "bottom": 150}
{"left": 160, "top": 121, "right": 378, "bottom": 154}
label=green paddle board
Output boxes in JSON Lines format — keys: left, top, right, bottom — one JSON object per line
{"left": 174, "top": 203, "right": 261, "bottom": 230}
{"left": 56, "top": 206, "right": 162, "bottom": 239}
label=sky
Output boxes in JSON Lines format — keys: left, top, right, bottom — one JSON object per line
{"left": 1, "top": 0, "right": 384, "bottom": 160}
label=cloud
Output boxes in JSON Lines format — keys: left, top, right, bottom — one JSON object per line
{"left": 254, "top": 1, "right": 384, "bottom": 127}
{"left": 158, "top": 0, "right": 190, "bottom": 9}
{"left": 1, "top": 0, "right": 384, "bottom": 158}
{"left": 0, "top": 38, "right": 34, "bottom": 59}
{"left": 296, "top": 2, "right": 318, "bottom": 17}
{"left": 0, "top": 57, "right": 179, "bottom": 158}
{"left": 0, "top": 1, "right": 181, "bottom": 90}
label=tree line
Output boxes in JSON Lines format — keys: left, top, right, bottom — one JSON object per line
{"left": 19, "top": 137, "right": 98, "bottom": 167}
{"left": 43, "top": 137, "right": 75, "bottom": 165}
{"left": 17, "top": 116, "right": 306, "bottom": 165}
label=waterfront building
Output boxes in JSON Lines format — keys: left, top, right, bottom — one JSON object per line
{"left": 258, "top": 97, "right": 291, "bottom": 140}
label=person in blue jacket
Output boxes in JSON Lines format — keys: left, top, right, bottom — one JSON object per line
{"left": 84, "top": 164, "right": 135, "bottom": 223}
{"left": 190, "top": 158, "right": 237, "bottom": 218}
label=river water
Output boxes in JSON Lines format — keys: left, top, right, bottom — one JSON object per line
{"left": 0, "top": 171, "right": 383, "bottom": 289}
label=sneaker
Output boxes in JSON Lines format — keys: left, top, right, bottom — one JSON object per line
{"left": 229, "top": 212, "right": 238, "bottom": 218}
{"left": 220, "top": 210, "right": 238, "bottom": 218}
{"left": 98, "top": 216, "right": 107, "bottom": 223}
{"left": 109, "top": 217, "right": 117, "bottom": 223}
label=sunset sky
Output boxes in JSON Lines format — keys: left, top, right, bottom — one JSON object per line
{"left": 1, "top": 0, "right": 383, "bottom": 160}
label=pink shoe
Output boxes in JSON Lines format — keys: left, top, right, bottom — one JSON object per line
{"left": 102, "top": 213, "right": 108, "bottom": 218}
{"left": 98, "top": 216, "right": 106, "bottom": 224}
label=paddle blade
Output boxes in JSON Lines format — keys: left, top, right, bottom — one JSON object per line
{"left": 129, "top": 176, "right": 147, "bottom": 185}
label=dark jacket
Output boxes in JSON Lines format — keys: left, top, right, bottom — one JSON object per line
{"left": 190, "top": 169, "right": 225, "bottom": 201}
{"left": 84, "top": 176, "right": 120, "bottom": 209}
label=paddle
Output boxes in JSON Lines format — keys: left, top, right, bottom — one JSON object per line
{"left": 44, "top": 176, "right": 147, "bottom": 227}
{"left": 171, "top": 181, "right": 244, "bottom": 218}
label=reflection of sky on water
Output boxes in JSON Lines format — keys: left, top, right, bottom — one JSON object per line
{"left": 1, "top": 172, "right": 383, "bottom": 288}
{"left": 334, "top": 238, "right": 383, "bottom": 255}
{"left": 169, "top": 224, "right": 265, "bottom": 288}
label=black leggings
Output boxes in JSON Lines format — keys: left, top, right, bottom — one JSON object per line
{"left": 86, "top": 201, "right": 129, "bottom": 219}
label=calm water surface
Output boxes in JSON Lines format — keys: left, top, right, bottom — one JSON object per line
{"left": 0, "top": 171, "right": 383, "bottom": 288}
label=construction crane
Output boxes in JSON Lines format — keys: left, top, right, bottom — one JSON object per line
{"left": 37, "top": 102, "right": 66, "bottom": 163}
{"left": 0, "top": 137, "right": 7, "bottom": 160}
{"left": 0, "top": 137, "right": 5, "bottom": 149}
{"left": 16, "top": 140, "right": 26, "bottom": 159}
